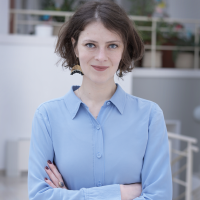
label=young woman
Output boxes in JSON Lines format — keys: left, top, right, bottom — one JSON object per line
{"left": 28, "top": 1, "right": 172, "bottom": 200}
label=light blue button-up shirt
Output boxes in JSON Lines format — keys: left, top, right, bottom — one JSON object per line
{"left": 28, "top": 83, "right": 172, "bottom": 200}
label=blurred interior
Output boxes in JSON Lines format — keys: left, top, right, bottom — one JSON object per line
{"left": 0, "top": 0, "right": 200, "bottom": 200}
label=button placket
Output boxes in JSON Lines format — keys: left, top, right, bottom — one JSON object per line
{"left": 94, "top": 123, "right": 104, "bottom": 187}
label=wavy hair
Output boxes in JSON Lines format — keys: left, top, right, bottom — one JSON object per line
{"left": 55, "top": 0, "right": 144, "bottom": 78}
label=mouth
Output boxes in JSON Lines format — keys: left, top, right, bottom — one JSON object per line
{"left": 91, "top": 65, "right": 109, "bottom": 71}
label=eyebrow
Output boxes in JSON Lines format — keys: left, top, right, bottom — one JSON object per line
{"left": 83, "top": 39, "right": 121, "bottom": 43}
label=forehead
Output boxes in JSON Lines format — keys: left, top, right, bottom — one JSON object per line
{"left": 78, "top": 21, "right": 122, "bottom": 42}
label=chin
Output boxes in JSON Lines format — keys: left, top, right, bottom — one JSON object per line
{"left": 83, "top": 67, "right": 116, "bottom": 84}
{"left": 88, "top": 74, "right": 112, "bottom": 85}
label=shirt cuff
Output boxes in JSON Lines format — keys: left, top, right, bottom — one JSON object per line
{"left": 85, "top": 184, "right": 121, "bottom": 200}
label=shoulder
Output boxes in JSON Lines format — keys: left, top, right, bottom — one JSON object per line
{"left": 35, "top": 96, "right": 66, "bottom": 118}
{"left": 125, "top": 94, "right": 165, "bottom": 131}
{"left": 125, "top": 93, "right": 163, "bottom": 114}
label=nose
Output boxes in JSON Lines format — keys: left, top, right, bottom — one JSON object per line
{"left": 95, "top": 47, "right": 108, "bottom": 62}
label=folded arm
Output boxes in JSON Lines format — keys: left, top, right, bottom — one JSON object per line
{"left": 28, "top": 107, "right": 121, "bottom": 200}
{"left": 134, "top": 103, "right": 173, "bottom": 200}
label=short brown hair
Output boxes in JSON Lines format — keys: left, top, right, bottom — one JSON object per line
{"left": 55, "top": 0, "right": 144, "bottom": 78}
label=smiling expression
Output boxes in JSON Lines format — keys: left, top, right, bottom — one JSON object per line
{"left": 72, "top": 21, "right": 124, "bottom": 84}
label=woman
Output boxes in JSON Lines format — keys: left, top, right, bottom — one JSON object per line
{"left": 28, "top": 1, "right": 172, "bottom": 200}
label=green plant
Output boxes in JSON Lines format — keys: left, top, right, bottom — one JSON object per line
{"left": 41, "top": 0, "right": 76, "bottom": 22}
{"left": 173, "top": 33, "right": 197, "bottom": 62}
{"left": 156, "top": 20, "right": 199, "bottom": 62}
{"left": 156, "top": 20, "right": 182, "bottom": 45}
{"left": 135, "top": 21, "right": 152, "bottom": 45}
{"left": 128, "top": 0, "right": 156, "bottom": 16}
{"left": 128, "top": 0, "right": 155, "bottom": 45}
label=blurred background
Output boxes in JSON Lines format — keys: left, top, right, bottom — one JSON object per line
{"left": 0, "top": 0, "right": 200, "bottom": 200}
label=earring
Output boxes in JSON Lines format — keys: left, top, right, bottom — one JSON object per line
{"left": 70, "top": 56, "right": 84, "bottom": 75}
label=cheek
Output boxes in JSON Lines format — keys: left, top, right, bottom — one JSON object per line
{"left": 78, "top": 50, "right": 91, "bottom": 67}
{"left": 110, "top": 52, "right": 122, "bottom": 67}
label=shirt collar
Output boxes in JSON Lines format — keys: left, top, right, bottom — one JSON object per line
{"left": 64, "top": 83, "right": 127, "bottom": 120}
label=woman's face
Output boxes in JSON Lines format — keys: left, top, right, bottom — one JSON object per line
{"left": 72, "top": 21, "right": 124, "bottom": 84}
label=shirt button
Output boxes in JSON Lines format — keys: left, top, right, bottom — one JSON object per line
{"left": 98, "top": 181, "right": 102, "bottom": 186}
{"left": 96, "top": 152, "right": 102, "bottom": 158}
{"left": 96, "top": 125, "right": 100, "bottom": 130}
{"left": 106, "top": 101, "right": 110, "bottom": 106}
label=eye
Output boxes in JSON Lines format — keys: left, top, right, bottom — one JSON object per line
{"left": 85, "top": 43, "right": 95, "bottom": 48}
{"left": 109, "top": 44, "right": 118, "bottom": 49}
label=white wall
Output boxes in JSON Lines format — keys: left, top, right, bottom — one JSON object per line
{"left": 167, "top": 0, "right": 200, "bottom": 20}
{"left": 166, "top": 0, "right": 200, "bottom": 32}
{"left": 0, "top": 0, "right": 9, "bottom": 34}
{"left": 0, "top": 35, "right": 132, "bottom": 170}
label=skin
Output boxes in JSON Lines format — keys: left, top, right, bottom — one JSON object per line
{"left": 44, "top": 21, "right": 142, "bottom": 200}
{"left": 72, "top": 20, "right": 123, "bottom": 119}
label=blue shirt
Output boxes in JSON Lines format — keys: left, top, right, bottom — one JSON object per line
{"left": 28, "top": 83, "right": 172, "bottom": 200}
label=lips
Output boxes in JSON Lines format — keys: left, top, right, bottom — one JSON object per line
{"left": 91, "top": 65, "right": 109, "bottom": 71}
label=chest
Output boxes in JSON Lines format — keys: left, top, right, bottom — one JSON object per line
{"left": 50, "top": 108, "right": 149, "bottom": 189}
{"left": 86, "top": 102, "right": 105, "bottom": 119}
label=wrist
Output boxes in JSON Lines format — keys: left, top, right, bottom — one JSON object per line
{"left": 120, "top": 184, "right": 124, "bottom": 200}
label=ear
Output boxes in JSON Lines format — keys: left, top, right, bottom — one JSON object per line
{"left": 71, "top": 37, "right": 79, "bottom": 57}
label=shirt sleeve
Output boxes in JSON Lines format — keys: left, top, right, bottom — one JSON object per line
{"left": 28, "top": 106, "right": 121, "bottom": 200}
{"left": 134, "top": 103, "right": 173, "bottom": 200}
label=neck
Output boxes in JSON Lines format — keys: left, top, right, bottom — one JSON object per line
{"left": 78, "top": 76, "right": 117, "bottom": 106}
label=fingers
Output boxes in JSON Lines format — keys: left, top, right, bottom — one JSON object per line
{"left": 47, "top": 160, "right": 63, "bottom": 182}
{"left": 45, "top": 165, "right": 60, "bottom": 188}
{"left": 44, "top": 160, "right": 67, "bottom": 189}
{"left": 44, "top": 177, "right": 57, "bottom": 188}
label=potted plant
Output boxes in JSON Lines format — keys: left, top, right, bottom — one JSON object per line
{"left": 174, "top": 32, "right": 197, "bottom": 69}
{"left": 156, "top": 20, "right": 183, "bottom": 68}
{"left": 128, "top": 0, "right": 163, "bottom": 68}
{"left": 40, "top": 0, "right": 77, "bottom": 35}
{"left": 156, "top": 21, "right": 198, "bottom": 69}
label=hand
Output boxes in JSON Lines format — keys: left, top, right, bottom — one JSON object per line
{"left": 44, "top": 160, "right": 68, "bottom": 189}
{"left": 120, "top": 183, "right": 142, "bottom": 200}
